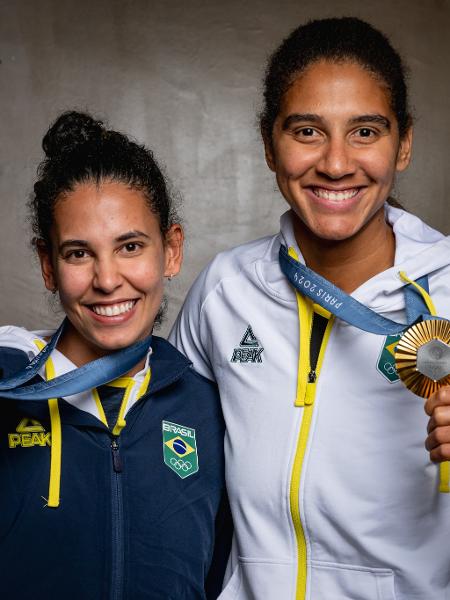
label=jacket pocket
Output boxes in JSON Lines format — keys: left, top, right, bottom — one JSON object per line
{"left": 311, "top": 560, "right": 397, "bottom": 600}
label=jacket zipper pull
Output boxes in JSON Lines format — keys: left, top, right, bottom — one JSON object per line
{"left": 304, "top": 370, "right": 317, "bottom": 405}
{"left": 308, "top": 370, "right": 317, "bottom": 383}
{"left": 111, "top": 438, "right": 123, "bottom": 473}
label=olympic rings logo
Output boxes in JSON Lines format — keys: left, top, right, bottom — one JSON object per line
{"left": 170, "top": 457, "right": 192, "bottom": 472}
{"left": 383, "top": 361, "right": 397, "bottom": 376}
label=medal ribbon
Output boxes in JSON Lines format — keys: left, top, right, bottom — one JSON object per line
{"left": 279, "top": 244, "right": 434, "bottom": 333}
{"left": 0, "top": 318, "right": 152, "bottom": 400}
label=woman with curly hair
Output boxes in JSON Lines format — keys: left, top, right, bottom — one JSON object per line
{"left": 0, "top": 110, "right": 228, "bottom": 599}
{"left": 172, "top": 17, "right": 450, "bottom": 600}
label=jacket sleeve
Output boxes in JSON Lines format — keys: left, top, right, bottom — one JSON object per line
{"left": 205, "top": 490, "right": 234, "bottom": 599}
{"left": 0, "top": 347, "right": 30, "bottom": 379}
{"left": 169, "top": 268, "right": 216, "bottom": 382}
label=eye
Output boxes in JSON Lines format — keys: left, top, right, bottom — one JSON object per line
{"left": 66, "top": 249, "right": 88, "bottom": 260}
{"left": 120, "top": 242, "right": 143, "bottom": 254}
{"left": 353, "top": 127, "right": 378, "bottom": 142}
{"left": 295, "top": 127, "right": 318, "bottom": 137}
{"left": 358, "top": 128, "right": 373, "bottom": 137}
{"left": 292, "top": 127, "right": 322, "bottom": 143}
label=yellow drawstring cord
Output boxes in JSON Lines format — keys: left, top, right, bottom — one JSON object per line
{"left": 32, "top": 341, "right": 153, "bottom": 505}
{"left": 47, "top": 398, "right": 62, "bottom": 507}
{"left": 399, "top": 271, "right": 438, "bottom": 316}
{"left": 439, "top": 463, "right": 450, "bottom": 493}
{"left": 111, "top": 368, "right": 151, "bottom": 436}
{"left": 34, "top": 340, "right": 62, "bottom": 508}
{"left": 288, "top": 247, "right": 312, "bottom": 407}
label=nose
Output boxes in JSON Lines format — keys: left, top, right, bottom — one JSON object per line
{"left": 316, "top": 137, "right": 356, "bottom": 180}
{"left": 92, "top": 256, "right": 123, "bottom": 294}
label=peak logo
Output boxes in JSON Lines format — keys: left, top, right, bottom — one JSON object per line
{"left": 231, "top": 325, "right": 264, "bottom": 363}
{"left": 8, "top": 418, "right": 51, "bottom": 449}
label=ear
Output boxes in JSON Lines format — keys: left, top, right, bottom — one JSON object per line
{"left": 263, "top": 133, "right": 276, "bottom": 172}
{"left": 163, "top": 224, "right": 184, "bottom": 278}
{"left": 396, "top": 126, "right": 413, "bottom": 172}
{"left": 37, "top": 241, "right": 57, "bottom": 292}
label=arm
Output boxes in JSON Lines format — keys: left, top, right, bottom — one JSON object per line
{"left": 169, "top": 269, "right": 215, "bottom": 382}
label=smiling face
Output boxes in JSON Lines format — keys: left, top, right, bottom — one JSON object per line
{"left": 38, "top": 181, "right": 183, "bottom": 366}
{"left": 265, "top": 60, "right": 412, "bottom": 242}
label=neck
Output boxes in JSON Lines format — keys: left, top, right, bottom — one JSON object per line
{"left": 55, "top": 321, "right": 147, "bottom": 376}
{"left": 292, "top": 208, "right": 395, "bottom": 293}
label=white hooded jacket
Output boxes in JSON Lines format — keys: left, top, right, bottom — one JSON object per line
{"left": 170, "top": 206, "right": 450, "bottom": 600}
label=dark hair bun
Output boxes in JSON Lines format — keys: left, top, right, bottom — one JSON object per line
{"left": 42, "top": 111, "right": 105, "bottom": 158}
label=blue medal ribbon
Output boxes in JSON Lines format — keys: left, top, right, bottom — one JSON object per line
{"left": 0, "top": 318, "right": 152, "bottom": 400}
{"left": 279, "top": 244, "right": 434, "bottom": 334}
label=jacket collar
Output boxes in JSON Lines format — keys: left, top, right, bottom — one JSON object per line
{"left": 10, "top": 337, "right": 192, "bottom": 428}
{"left": 146, "top": 336, "right": 192, "bottom": 394}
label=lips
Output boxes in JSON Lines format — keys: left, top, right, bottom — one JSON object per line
{"left": 89, "top": 300, "right": 137, "bottom": 317}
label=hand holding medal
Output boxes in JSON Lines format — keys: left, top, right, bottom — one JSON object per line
{"left": 395, "top": 315, "right": 450, "bottom": 473}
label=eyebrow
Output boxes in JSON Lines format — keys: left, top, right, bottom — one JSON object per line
{"left": 282, "top": 113, "right": 391, "bottom": 130}
{"left": 115, "top": 230, "right": 151, "bottom": 242}
{"left": 58, "top": 230, "right": 150, "bottom": 253}
{"left": 282, "top": 113, "right": 321, "bottom": 130}
{"left": 348, "top": 114, "right": 391, "bottom": 129}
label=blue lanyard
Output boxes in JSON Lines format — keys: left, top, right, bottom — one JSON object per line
{"left": 279, "top": 245, "right": 433, "bottom": 334}
{"left": 0, "top": 319, "right": 152, "bottom": 400}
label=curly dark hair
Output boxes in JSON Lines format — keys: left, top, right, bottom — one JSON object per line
{"left": 30, "top": 110, "right": 179, "bottom": 251}
{"left": 260, "top": 17, "right": 412, "bottom": 145}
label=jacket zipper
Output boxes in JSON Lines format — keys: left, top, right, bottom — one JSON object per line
{"left": 290, "top": 293, "right": 333, "bottom": 600}
{"left": 111, "top": 437, "right": 124, "bottom": 600}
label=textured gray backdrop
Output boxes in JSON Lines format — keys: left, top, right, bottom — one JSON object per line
{"left": 1, "top": 0, "right": 449, "bottom": 336}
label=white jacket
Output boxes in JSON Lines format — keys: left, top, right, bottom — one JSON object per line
{"left": 170, "top": 206, "right": 450, "bottom": 600}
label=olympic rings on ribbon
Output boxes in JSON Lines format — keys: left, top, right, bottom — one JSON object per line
{"left": 170, "top": 457, "right": 192, "bottom": 472}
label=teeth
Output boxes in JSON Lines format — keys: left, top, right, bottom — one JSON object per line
{"left": 313, "top": 188, "right": 359, "bottom": 201}
{"left": 92, "top": 301, "right": 135, "bottom": 316}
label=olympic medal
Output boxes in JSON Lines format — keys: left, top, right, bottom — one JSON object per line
{"left": 395, "top": 319, "right": 450, "bottom": 398}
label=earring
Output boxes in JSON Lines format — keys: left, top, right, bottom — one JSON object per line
{"left": 167, "top": 274, "right": 173, "bottom": 281}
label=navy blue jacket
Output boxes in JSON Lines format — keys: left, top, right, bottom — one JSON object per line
{"left": 0, "top": 337, "right": 229, "bottom": 599}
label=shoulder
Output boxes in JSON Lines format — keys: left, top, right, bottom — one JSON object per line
{"left": 168, "top": 232, "right": 282, "bottom": 379}
{"left": 150, "top": 337, "right": 223, "bottom": 426}
{"left": 0, "top": 347, "right": 30, "bottom": 378}
{"left": 0, "top": 326, "right": 39, "bottom": 378}
{"left": 151, "top": 336, "right": 218, "bottom": 394}
{"left": 186, "top": 233, "right": 279, "bottom": 306}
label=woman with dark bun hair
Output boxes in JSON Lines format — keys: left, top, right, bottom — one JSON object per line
{"left": 0, "top": 111, "right": 229, "bottom": 599}
{"left": 171, "top": 17, "right": 450, "bottom": 600}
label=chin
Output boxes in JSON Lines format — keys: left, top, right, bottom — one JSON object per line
{"left": 90, "top": 331, "right": 144, "bottom": 353}
{"left": 307, "top": 221, "right": 361, "bottom": 242}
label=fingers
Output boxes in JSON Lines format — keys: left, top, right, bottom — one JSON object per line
{"left": 425, "top": 386, "right": 450, "bottom": 463}
{"left": 427, "top": 405, "right": 450, "bottom": 434}
{"left": 424, "top": 386, "right": 450, "bottom": 417}
{"left": 425, "top": 426, "right": 450, "bottom": 462}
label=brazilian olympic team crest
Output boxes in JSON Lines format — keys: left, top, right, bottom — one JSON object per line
{"left": 377, "top": 334, "right": 402, "bottom": 383}
{"left": 162, "top": 420, "right": 199, "bottom": 479}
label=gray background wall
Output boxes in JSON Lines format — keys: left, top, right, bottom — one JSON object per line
{"left": 1, "top": 0, "right": 449, "bottom": 337}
